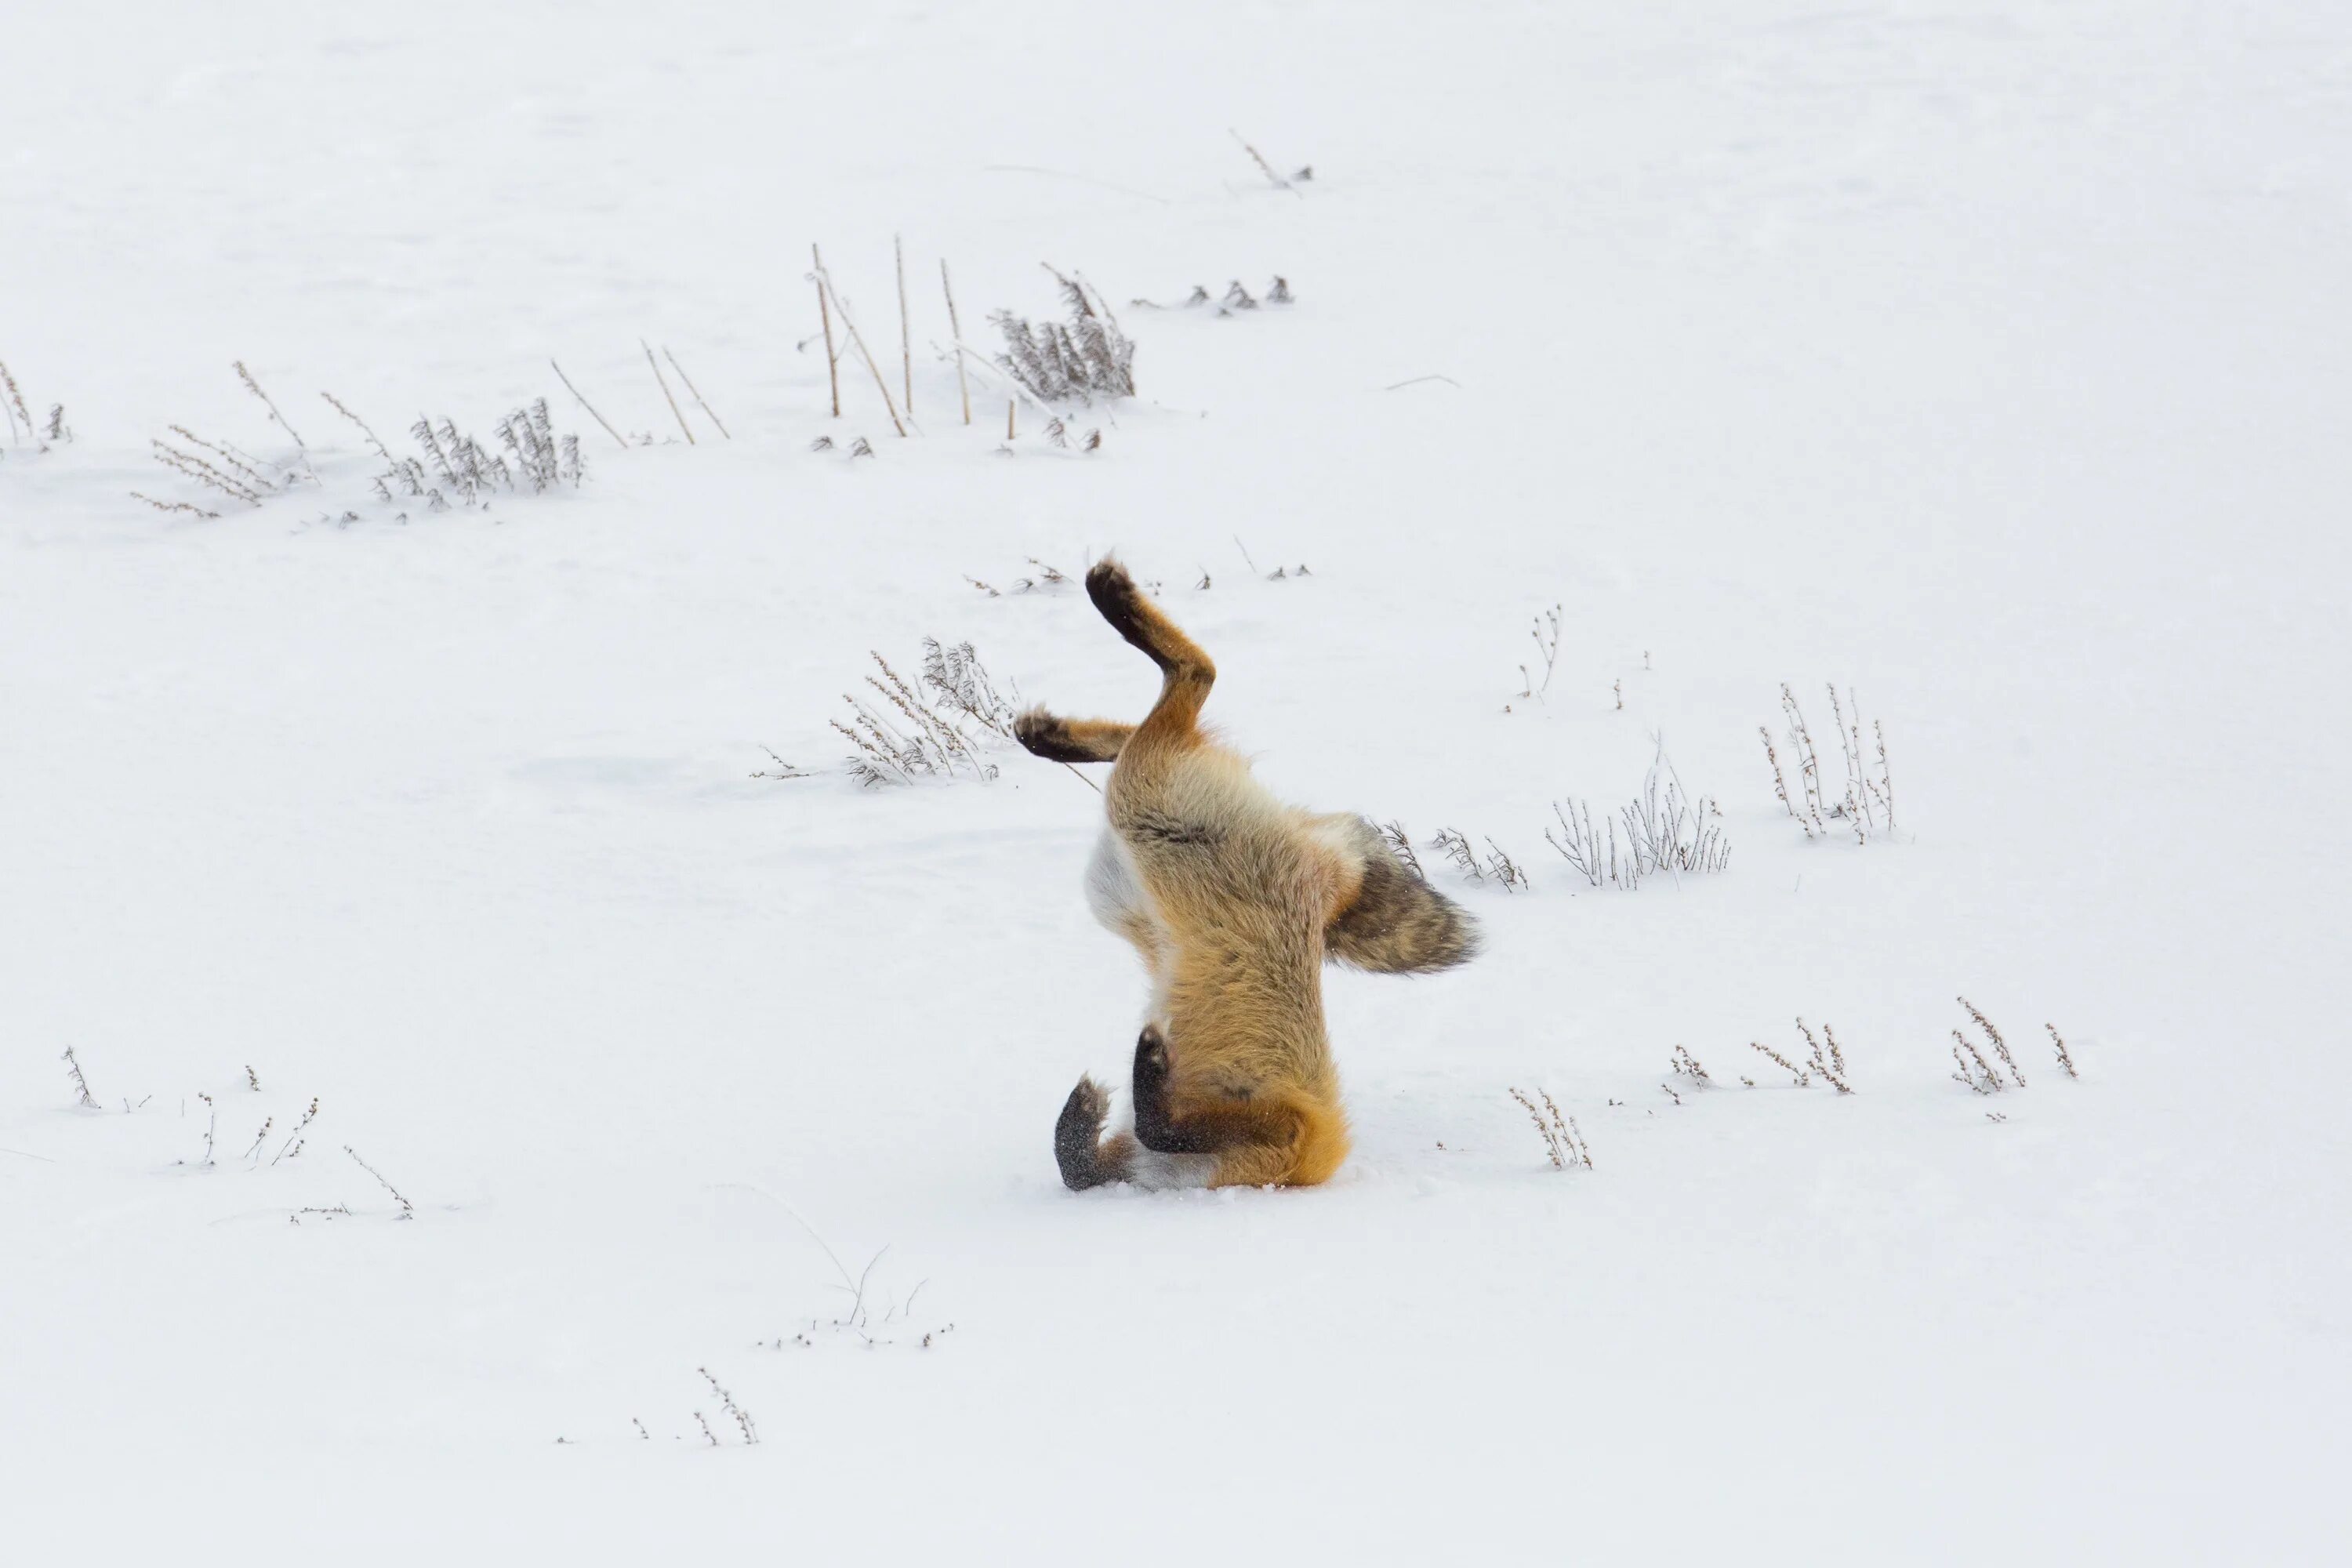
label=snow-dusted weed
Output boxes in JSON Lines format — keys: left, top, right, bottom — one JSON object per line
{"left": 1762, "top": 682, "right": 1895, "bottom": 843}
{"left": 1428, "top": 826, "right": 1530, "bottom": 891}
{"left": 1507, "top": 1087, "right": 1593, "bottom": 1170}
{"left": 1744, "top": 1018, "right": 1852, "bottom": 1091}
{"left": 831, "top": 639, "right": 1018, "bottom": 786}
{"left": 991, "top": 266, "right": 1134, "bottom": 404}
{"left": 1951, "top": 997, "right": 2078, "bottom": 1092}
{"left": 1545, "top": 741, "right": 1730, "bottom": 891}
{"left": 0, "top": 354, "right": 67, "bottom": 454}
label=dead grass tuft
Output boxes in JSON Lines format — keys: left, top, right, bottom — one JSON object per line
{"left": 1546, "top": 740, "right": 1729, "bottom": 891}
{"left": 1763, "top": 683, "right": 1895, "bottom": 843}
{"left": 1508, "top": 1087, "right": 1593, "bottom": 1170}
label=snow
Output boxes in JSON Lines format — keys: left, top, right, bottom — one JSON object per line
{"left": 4, "top": 0, "right": 2348, "bottom": 1560}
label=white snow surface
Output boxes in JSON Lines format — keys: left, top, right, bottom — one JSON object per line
{"left": 5, "top": 1, "right": 2349, "bottom": 1560}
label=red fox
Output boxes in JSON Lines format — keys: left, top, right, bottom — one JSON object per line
{"left": 1018, "top": 558, "right": 1479, "bottom": 1191}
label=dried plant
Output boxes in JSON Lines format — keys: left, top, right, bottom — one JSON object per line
{"left": 343, "top": 1144, "right": 415, "bottom": 1218}
{"left": 848, "top": 436, "right": 874, "bottom": 459}
{"left": 550, "top": 358, "right": 628, "bottom": 449}
{"left": 373, "top": 403, "right": 583, "bottom": 509}
{"left": 812, "top": 243, "right": 842, "bottom": 418}
{"left": 1764, "top": 684, "right": 1894, "bottom": 843}
{"left": 2047, "top": 1023, "right": 2078, "bottom": 1079}
{"left": 1430, "top": 827, "right": 1479, "bottom": 880}
{"left": 1951, "top": 1032, "right": 2002, "bottom": 1095}
{"left": 1749, "top": 1040, "right": 1809, "bottom": 1087}
{"left": 1958, "top": 996, "right": 2025, "bottom": 1088}
{"left": 967, "top": 558, "right": 1072, "bottom": 597}
{"left": 695, "top": 1411, "right": 720, "bottom": 1447}
{"left": 992, "top": 266, "right": 1134, "bottom": 404}
{"left": 644, "top": 339, "right": 695, "bottom": 445}
{"left": 150, "top": 423, "right": 296, "bottom": 507}
{"left": 1516, "top": 604, "right": 1562, "bottom": 701}
{"left": 751, "top": 746, "right": 811, "bottom": 781}
{"left": 662, "top": 347, "right": 728, "bottom": 439}
{"left": 809, "top": 254, "right": 909, "bottom": 436}
{"left": 1546, "top": 742, "right": 1729, "bottom": 890}
{"left": 1669, "top": 1045, "right": 1711, "bottom": 1084}
{"left": 940, "top": 260, "right": 971, "bottom": 424}
{"left": 699, "top": 1367, "right": 760, "bottom": 1444}
{"left": 196, "top": 1092, "right": 216, "bottom": 1164}
{"left": 1484, "top": 838, "right": 1530, "bottom": 892}
{"left": 1508, "top": 1087, "right": 1593, "bottom": 1170}
{"left": 832, "top": 642, "right": 1016, "bottom": 786}
{"left": 1377, "top": 821, "right": 1425, "bottom": 880}
{"left": 920, "top": 637, "right": 1018, "bottom": 739}
{"left": 44, "top": 403, "right": 70, "bottom": 444}
{"left": 320, "top": 392, "right": 391, "bottom": 462}
{"left": 129, "top": 492, "right": 220, "bottom": 519}
{"left": 1759, "top": 724, "right": 1812, "bottom": 840}
{"left": 1131, "top": 277, "right": 1298, "bottom": 316}
{"left": 272, "top": 1098, "right": 319, "bottom": 1164}
{"left": 1428, "top": 828, "right": 1526, "bottom": 890}
{"left": 233, "top": 360, "right": 309, "bottom": 459}
{"left": 1796, "top": 1017, "right": 1852, "bottom": 1093}
{"left": 1229, "top": 129, "right": 1302, "bottom": 196}
{"left": 0, "top": 357, "right": 32, "bottom": 445}
{"left": 61, "top": 1046, "right": 99, "bottom": 1109}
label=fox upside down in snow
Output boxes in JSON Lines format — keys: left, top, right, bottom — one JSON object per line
{"left": 1017, "top": 558, "right": 1479, "bottom": 1191}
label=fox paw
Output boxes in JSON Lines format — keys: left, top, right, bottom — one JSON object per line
{"left": 1014, "top": 706, "right": 1090, "bottom": 763}
{"left": 1084, "top": 556, "right": 1142, "bottom": 627}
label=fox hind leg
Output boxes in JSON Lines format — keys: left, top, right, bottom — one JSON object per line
{"left": 1014, "top": 708, "right": 1134, "bottom": 764}
{"left": 1086, "top": 559, "right": 1216, "bottom": 746}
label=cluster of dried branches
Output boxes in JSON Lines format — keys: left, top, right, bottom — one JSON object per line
{"left": 1428, "top": 826, "right": 1530, "bottom": 891}
{"left": 1508, "top": 1087, "right": 1593, "bottom": 1170}
{"left": 992, "top": 267, "right": 1135, "bottom": 404}
{"left": 142, "top": 362, "right": 326, "bottom": 514}
{"left": 1762, "top": 683, "right": 1895, "bottom": 843}
{"left": 0, "top": 354, "right": 66, "bottom": 455}
{"left": 1546, "top": 742, "right": 1730, "bottom": 891}
{"left": 1951, "top": 996, "right": 2076, "bottom": 1093}
{"left": 1747, "top": 1017, "right": 1852, "bottom": 1092}
{"left": 834, "top": 640, "right": 1019, "bottom": 786}
{"left": 367, "top": 401, "right": 584, "bottom": 510}
{"left": 146, "top": 422, "right": 309, "bottom": 512}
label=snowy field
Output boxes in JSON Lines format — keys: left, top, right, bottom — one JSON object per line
{"left": 5, "top": 1, "right": 2349, "bottom": 1560}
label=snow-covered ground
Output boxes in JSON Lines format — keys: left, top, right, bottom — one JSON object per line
{"left": 5, "top": 1, "right": 2348, "bottom": 1559}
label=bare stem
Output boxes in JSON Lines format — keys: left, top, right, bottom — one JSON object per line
{"left": 813, "top": 264, "right": 909, "bottom": 437}
{"left": 941, "top": 260, "right": 971, "bottom": 425}
{"left": 551, "top": 359, "right": 627, "bottom": 449}
{"left": 813, "top": 243, "right": 840, "bottom": 419}
{"left": 644, "top": 339, "right": 695, "bottom": 444}
{"left": 895, "top": 234, "right": 913, "bottom": 420}
{"left": 662, "top": 347, "right": 729, "bottom": 439}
